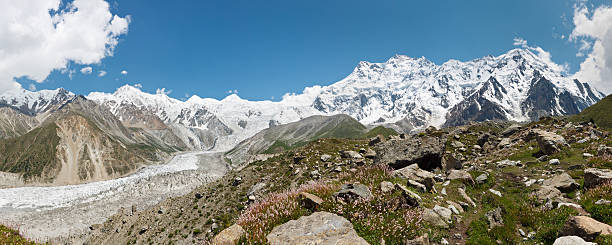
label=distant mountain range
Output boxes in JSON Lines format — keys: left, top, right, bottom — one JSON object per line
{"left": 0, "top": 48, "right": 605, "bottom": 184}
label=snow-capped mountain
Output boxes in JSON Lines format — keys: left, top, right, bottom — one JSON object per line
{"left": 86, "top": 48, "right": 603, "bottom": 151}
{"left": 1, "top": 48, "right": 602, "bottom": 152}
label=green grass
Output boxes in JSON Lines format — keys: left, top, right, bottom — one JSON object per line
{"left": 361, "top": 126, "right": 398, "bottom": 138}
{"left": 571, "top": 94, "right": 612, "bottom": 130}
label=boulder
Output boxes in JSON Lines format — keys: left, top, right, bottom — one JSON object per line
{"left": 442, "top": 154, "right": 462, "bottom": 171}
{"left": 496, "top": 159, "right": 519, "bottom": 168}
{"left": 532, "top": 129, "right": 567, "bottom": 155}
{"left": 266, "top": 212, "right": 369, "bottom": 245}
{"left": 422, "top": 208, "right": 448, "bottom": 228}
{"left": 451, "top": 141, "right": 465, "bottom": 148}
{"left": 501, "top": 124, "right": 522, "bottom": 136}
{"left": 584, "top": 168, "right": 612, "bottom": 188}
{"left": 486, "top": 207, "right": 504, "bottom": 229}
{"left": 560, "top": 216, "right": 612, "bottom": 241}
{"left": 368, "top": 135, "right": 385, "bottom": 146}
{"left": 395, "top": 183, "right": 421, "bottom": 207}
{"left": 320, "top": 154, "right": 332, "bottom": 162}
{"left": 364, "top": 149, "right": 377, "bottom": 159}
{"left": 477, "top": 133, "right": 491, "bottom": 146}
{"left": 498, "top": 138, "right": 512, "bottom": 148}
{"left": 334, "top": 183, "right": 373, "bottom": 201}
{"left": 340, "top": 151, "right": 363, "bottom": 159}
{"left": 299, "top": 192, "right": 323, "bottom": 211}
{"left": 212, "top": 224, "right": 246, "bottom": 245}
{"left": 543, "top": 173, "right": 580, "bottom": 193}
{"left": 433, "top": 205, "right": 452, "bottom": 222}
{"left": 475, "top": 173, "right": 489, "bottom": 185}
{"left": 408, "top": 180, "right": 427, "bottom": 193}
{"left": 374, "top": 135, "right": 446, "bottom": 171}
{"left": 446, "top": 201, "right": 464, "bottom": 214}
{"left": 380, "top": 181, "right": 394, "bottom": 193}
{"left": 447, "top": 170, "right": 475, "bottom": 185}
{"left": 394, "top": 164, "right": 435, "bottom": 191}
{"left": 553, "top": 236, "right": 596, "bottom": 245}
{"left": 597, "top": 144, "right": 612, "bottom": 156}
{"left": 534, "top": 185, "right": 565, "bottom": 204}
{"left": 458, "top": 188, "right": 476, "bottom": 207}
{"left": 549, "top": 159, "right": 560, "bottom": 165}
{"left": 405, "top": 233, "right": 430, "bottom": 245}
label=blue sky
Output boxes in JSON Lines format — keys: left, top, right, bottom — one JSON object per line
{"left": 27, "top": 0, "right": 610, "bottom": 100}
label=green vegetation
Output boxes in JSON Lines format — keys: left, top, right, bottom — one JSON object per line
{"left": 0, "top": 224, "right": 40, "bottom": 245}
{"left": 361, "top": 126, "right": 399, "bottom": 138}
{"left": 0, "top": 123, "right": 60, "bottom": 181}
{"left": 571, "top": 94, "right": 612, "bottom": 129}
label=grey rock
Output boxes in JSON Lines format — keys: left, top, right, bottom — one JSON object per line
{"left": 334, "top": 183, "right": 373, "bottom": 201}
{"left": 300, "top": 192, "right": 324, "bottom": 211}
{"left": 486, "top": 207, "right": 504, "bottom": 229}
{"left": 476, "top": 173, "right": 489, "bottom": 185}
{"left": 395, "top": 183, "right": 421, "bottom": 207}
{"left": 408, "top": 179, "right": 427, "bottom": 193}
{"left": 364, "top": 149, "right": 377, "bottom": 159}
{"left": 584, "top": 168, "right": 612, "bottom": 188}
{"left": 394, "top": 164, "right": 435, "bottom": 191}
{"left": 266, "top": 212, "right": 369, "bottom": 245}
{"left": 212, "top": 224, "right": 245, "bottom": 245}
{"left": 374, "top": 135, "right": 446, "bottom": 171}
{"left": 405, "top": 233, "right": 430, "bottom": 245}
{"left": 597, "top": 144, "right": 612, "bottom": 156}
{"left": 583, "top": 153, "right": 593, "bottom": 158}
{"left": 560, "top": 216, "right": 612, "bottom": 241}
{"left": 595, "top": 199, "right": 611, "bottom": 205}
{"left": 369, "top": 135, "right": 385, "bottom": 146}
{"left": 380, "top": 181, "right": 394, "bottom": 193}
{"left": 477, "top": 133, "right": 491, "bottom": 146}
{"left": 549, "top": 159, "right": 560, "bottom": 165}
{"left": 532, "top": 129, "right": 567, "bottom": 155}
{"left": 543, "top": 173, "right": 580, "bottom": 193}
{"left": 340, "top": 150, "right": 363, "bottom": 159}
{"left": 498, "top": 138, "right": 512, "bottom": 148}
{"left": 497, "top": 159, "right": 519, "bottom": 168}
{"left": 489, "top": 189, "right": 502, "bottom": 197}
{"left": 501, "top": 124, "right": 522, "bottom": 136}
{"left": 446, "top": 201, "right": 464, "bottom": 213}
{"left": 451, "top": 141, "right": 465, "bottom": 148}
{"left": 458, "top": 188, "right": 476, "bottom": 207}
{"left": 447, "top": 170, "right": 475, "bottom": 185}
{"left": 320, "top": 154, "right": 332, "bottom": 162}
{"left": 422, "top": 208, "right": 448, "bottom": 228}
{"left": 553, "top": 236, "right": 596, "bottom": 245}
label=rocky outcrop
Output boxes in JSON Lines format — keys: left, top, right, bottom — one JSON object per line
{"left": 266, "top": 212, "right": 369, "bottom": 245}
{"left": 553, "top": 236, "right": 596, "bottom": 245}
{"left": 560, "top": 216, "right": 612, "bottom": 241}
{"left": 374, "top": 135, "right": 446, "bottom": 171}
{"left": 542, "top": 173, "right": 580, "bottom": 193}
{"left": 532, "top": 129, "right": 567, "bottom": 155}
{"left": 584, "top": 168, "right": 612, "bottom": 188}
{"left": 212, "top": 224, "right": 245, "bottom": 245}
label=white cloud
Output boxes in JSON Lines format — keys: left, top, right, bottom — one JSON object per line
{"left": 98, "top": 70, "right": 107, "bottom": 77}
{"left": 570, "top": 4, "right": 612, "bottom": 94}
{"left": 80, "top": 66, "right": 93, "bottom": 74}
{"left": 28, "top": 84, "right": 37, "bottom": 91}
{"left": 512, "top": 37, "right": 568, "bottom": 73}
{"left": 121, "top": 70, "right": 128, "bottom": 75}
{"left": 0, "top": 0, "right": 130, "bottom": 92}
{"left": 156, "top": 88, "right": 172, "bottom": 95}
{"left": 226, "top": 89, "right": 238, "bottom": 94}
{"left": 133, "top": 83, "right": 142, "bottom": 88}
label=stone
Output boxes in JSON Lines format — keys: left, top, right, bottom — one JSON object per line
{"left": 498, "top": 138, "right": 512, "bottom": 148}
{"left": 408, "top": 180, "right": 427, "bottom": 193}
{"left": 442, "top": 154, "right": 462, "bottom": 171}
{"left": 334, "top": 183, "right": 373, "bottom": 201}
{"left": 232, "top": 177, "right": 242, "bottom": 186}
{"left": 583, "top": 153, "right": 593, "bottom": 158}
{"left": 454, "top": 134, "right": 461, "bottom": 139}
{"left": 405, "top": 233, "right": 430, "bottom": 245}
{"left": 248, "top": 182, "right": 267, "bottom": 196}
{"left": 549, "top": 159, "right": 560, "bottom": 165}
{"left": 584, "top": 168, "right": 612, "bottom": 188}
{"left": 393, "top": 164, "right": 435, "bottom": 191}
{"left": 195, "top": 193, "right": 203, "bottom": 199}
{"left": 534, "top": 185, "right": 565, "bottom": 203}
{"left": 310, "top": 170, "right": 320, "bottom": 179}
{"left": 334, "top": 166, "right": 342, "bottom": 172}
{"left": 440, "top": 238, "right": 449, "bottom": 245}
{"left": 395, "top": 183, "right": 421, "bottom": 207}
{"left": 477, "top": 133, "right": 491, "bottom": 146}
{"left": 446, "top": 201, "right": 464, "bottom": 213}
{"left": 339, "top": 150, "right": 363, "bottom": 159}
{"left": 374, "top": 135, "right": 446, "bottom": 170}
{"left": 441, "top": 187, "right": 447, "bottom": 195}
{"left": 560, "top": 216, "right": 612, "bottom": 241}
{"left": 553, "top": 236, "right": 596, "bottom": 245}
{"left": 486, "top": 207, "right": 504, "bottom": 229}
{"left": 448, "top": 205, "right": 460, "bottom": 215}
{"left": 496, "top": 159, "right": 519, "bottom": 168}
{"left": 447, "top": 170, "right": 475, "bottom": 185}
{"left": 489, "top": 189, "right": 502, "bottom": 197}
{"left": 476, "top": 173, "right": 489, "bottom": 185}
{"left": 369, "top": 135, "right": 385, "bottom": 146}
{"left": 451, "top": 141, "right": 465, "bottom": 148}
{"left": 597, "top": 144, "right": 612, "bottom": 156}
{"left": 380, "top": 181, "right": 394, "bottom": 193}
{"left": 266, "top": 212, "right": 369, "bottom": 245}
{"left": 595, "top": 199, "right": 611, "bottom": 205}
{"left": 433, "top": 205, "right": 452, "bottom": 222}
{"left": 518, "top": 228, "right": 526, "bottom": 237}
{"left": 423, "top": 208, "right": 448, "bottom": 228}
{"left": 501, "top": 124, "right": 522, "bottom": 136}
{"left": 364, "top": 149, "right": 377, "bottom": 159}
{"left": 458, "top": 188, "right": 476, "bottom": 207}
{"left": 532, "top": 129, "right": 567, "bottom": 155}
{"left": 538, "top": 155, "right": 549, "bottom": 162}
{"left": 543, "top": 173, "right": 580, "bottom": 193}
{"left": 557, "top": 203, "right": 589, "bottom": 216}
{"left": 212, "top": 224, "right": 246, "bottom": 245}
{"left": 300, "top": 192, "right": 323, "bottom": 211}
{"left": 320, "top": 154, "right": 332, "bottom": 162}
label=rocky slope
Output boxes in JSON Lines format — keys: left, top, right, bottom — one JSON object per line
{"left": 0, "top": 97, "right": 183, "bottom": 185}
